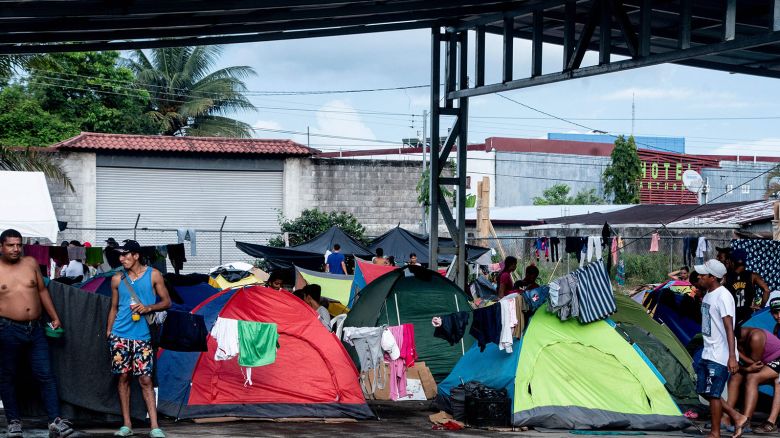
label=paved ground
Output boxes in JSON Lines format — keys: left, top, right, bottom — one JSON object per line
{"left": 0, "top": 402, "right": 729, "bottom": 437}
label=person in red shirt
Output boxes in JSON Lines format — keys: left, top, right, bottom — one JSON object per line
{"left": 497, "top": 256, "right": 517, "bottom": 299}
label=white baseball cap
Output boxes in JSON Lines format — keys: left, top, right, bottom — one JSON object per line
{"left": 694, "top": 259, "right": 727, "bottom": 278}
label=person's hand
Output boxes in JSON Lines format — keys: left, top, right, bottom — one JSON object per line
{"left": 747, "top": 361, "right": 765, "bottom": 372}
{"left": 728, "top": 356, "right": 740, "bottom": 374}
{"left": 50, "top": 319, "right": 61, "bottom": 329}
{"left": 130, "top": 303, "right": 146, "bottom": 314}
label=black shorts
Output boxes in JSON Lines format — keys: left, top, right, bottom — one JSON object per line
{"left": 767, "top": 359, "right": 780, "bottom": 374}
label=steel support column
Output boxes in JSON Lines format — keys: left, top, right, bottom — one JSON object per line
{"left": 429, "top": 27, "right": 469, "bottom": 291}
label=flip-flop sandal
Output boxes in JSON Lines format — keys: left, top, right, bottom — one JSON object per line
{"left": 732, "top": 419, "right": 750, "bottom": 438}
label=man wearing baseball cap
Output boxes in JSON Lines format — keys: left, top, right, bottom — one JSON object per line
{"left": 724, "top": 248, "right": 770, "bottom": 324}
{"left": 694, "top": 259, "right": 748, "bottom": 438}
{"left": 106, "top": 240, "right": 171, "bottom": 438}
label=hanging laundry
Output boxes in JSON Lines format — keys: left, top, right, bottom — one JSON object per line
{"left": 343, "top": 326, "right": 386, "bottom": 393}
{"left": 695, "top": 236, "right": 709, "bottom": 264}
{"left": 601, "top": 223, "right": 612, "bottom": 247}
{"left": 610, "top": 237, "right": 619, "bottom": 265}
{"left": 616, "top": 259, "right": 626, "bottom": 286}
{"left": 433, "top": 311, "right": 470, "bottom": 346}
{"left": 523, "top": 286, "right": 549, "bottom": 312}
{"left": 682, "top": 237, "right": 698, "bottom": 267}
{"left": 401, "top": 323, "right": 417, "bottom": 368}
{"left": 238, "top": 321, "right": 279, "bottom": 367}
{"left": 49, "top": 246, "right": 69, "bottom": 266}
{"left": 549, "top": 273, "right": 580, "bottom": 321}
{"left": 23, "top": 245, "right": 50, "bottom": 267}
{"left": 575, "top": 261, "right": 616, "bottom": 324}
{"left": 177, "top": 228, "right": 197, "bottom": 256}
{"left": 67, "top": 246, "right": 86, "bottom": 261}
{"left": 564, "top": 237, "right": 582, "bottom": 256}
{"left": 499, "top": 297, "right": 517, "bottom": 353}
{"left": 159, "top": 310, "right": 208, "bottom": 352}
{"left": 211, "top": 317, "right": 239, "bottom": 361}
{"left": 549, "top": 237, "right": 560, "bottom": 262}
{"left": 649, "top": 233, "right": 660, "bottom": 252}
{"left": 381, "top": 328, "right": 400, "bottom": 360}
{"left": 513, "top": 295, "right": 527, "bottom": 339}
{"left": 387, "top": 325, "right": 408, "bottom": 400}
{"left": 165, "top": 243, "right": 186, "bottom": 273}
{"left": 85, "top": 247, "right": 104, "bottom": 265}
{"left": 586, "top": 236, "right": 602, "bottom": 263}
{"left": 469, "top": 304, "right": 502, "bottom": 352}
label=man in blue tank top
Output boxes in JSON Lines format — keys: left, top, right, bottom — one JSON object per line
{"left": 106, "top": 240, "right": 171, "bottom": 438}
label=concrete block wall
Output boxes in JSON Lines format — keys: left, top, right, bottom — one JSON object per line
{"left": 46, "top": 152, "right": 97, "bottom": 245}
{"left": 285, "top": 158, "right": 431, "bottom": 236}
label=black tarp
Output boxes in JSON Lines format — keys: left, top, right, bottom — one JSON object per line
{"left": 292, "top": 226, "right": 373, "bottom": 258}
{"left": 235, "top": 241, "right": 324, "bottom": 272}
{"left": 19, "top": 281, "right": 147, "bottom": 421}
{"left": 368, "top": 226, "right": 490, "bottom": 266}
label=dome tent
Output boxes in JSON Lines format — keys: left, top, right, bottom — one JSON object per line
{"left": 343, "top": 265, "right": 473, "bottom": 381}
{"left": 157, "top": 285, "right": 372, "bottom": 420}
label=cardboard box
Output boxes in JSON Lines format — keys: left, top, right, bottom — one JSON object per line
{"left": 363, "top": 361, "right": 437, "bottom": 401}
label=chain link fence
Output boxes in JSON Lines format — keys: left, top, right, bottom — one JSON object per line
{"left": 66, "top": 227, "right": 280, "bottom": 274}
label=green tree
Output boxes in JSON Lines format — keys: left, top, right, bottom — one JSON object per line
{"left": 416, "top": 168, "right": 455, "bottom": 213}
{"left": 533, "top": 183, "right": 572, "bottom": 205}
{"left": 127, "top": 46, "right": 256, "bottom": 137}
{"left": 603, "top": 135, "right": 642, "bottom": 204}
{"left": 0, "top": 85, "right": 79, "bottom": 147}
{"left": 0, "top": 144, "right": 73, "bottom": 190}
{"left": 533, "top": 183, "right": 606, "bottom": 205}
{"left": 268, "top": 209, "right": 367, "bottom": 247}
{"left": 28, "top": 52, "right": 157, "bottom": 134}
{"left": 572, "top": 188, "right": 605, "bottom": 205}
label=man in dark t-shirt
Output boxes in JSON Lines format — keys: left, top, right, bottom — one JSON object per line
{"left": 725, "top": 248, "right": 770, "bottom": 324}
{"left": 325, "top": 244, "right": 347, "bottom": 275}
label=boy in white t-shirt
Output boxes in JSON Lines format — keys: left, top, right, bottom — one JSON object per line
{"left": 695, "top": 259, "right": 748, "bottom": 438}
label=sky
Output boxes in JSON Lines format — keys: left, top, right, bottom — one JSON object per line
{"left": 211, "top": 28, "right": 780, "bottom": 157}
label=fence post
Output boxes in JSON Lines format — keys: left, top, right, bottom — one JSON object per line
{"left": 133, "top": 214, "right": 141, "bottom": 240}
{"left": 219, "top": 216, "right": 227, "bottom": 265}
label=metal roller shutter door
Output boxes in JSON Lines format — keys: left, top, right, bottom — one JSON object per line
{"left": 96, "top": 167, "right": 282, "bottom": 272}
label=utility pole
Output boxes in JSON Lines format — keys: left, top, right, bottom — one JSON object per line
{"left": 421, "top": 109, "right": 428, "bottom": 234}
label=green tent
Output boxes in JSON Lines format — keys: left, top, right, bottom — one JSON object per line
{"left": 611, "top": 294, "right": 698, "bottom": 406}
{"left": 295, "top": 266, "right": 353, "bottom": 306}
{"left": 343, "top": 265, "right": 473, "bottom": 381}
{"left": 514, "top": 305, "right": 687, "bottom": 430}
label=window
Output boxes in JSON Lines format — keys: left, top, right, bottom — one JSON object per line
{"left": 742, "top": 184, "right": 751, "bottom": 194}
{"left": 726, "top": 184, "right": 734, "bottom": 194}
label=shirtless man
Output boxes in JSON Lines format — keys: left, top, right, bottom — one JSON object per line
{"left": 0, "top": 229, "right": 74, "bottom": 438}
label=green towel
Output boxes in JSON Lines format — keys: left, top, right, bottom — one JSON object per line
{"left": 238, "top": 321, "right": 278, "bottom": 367}
{"left": 85, "top": 247, "right": 104, "bottom": 265}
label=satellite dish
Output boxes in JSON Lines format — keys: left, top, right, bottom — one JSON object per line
{"left": 682, "top": 169, "right": 704, "bottom": 193}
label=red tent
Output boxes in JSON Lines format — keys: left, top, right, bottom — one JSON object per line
{"left": 157, "top": 285, "right": 372, "bottom": 420}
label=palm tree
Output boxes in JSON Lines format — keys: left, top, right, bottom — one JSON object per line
{"left": 0, "top": 145, "right": 73, "bottom": 190}
{"left": 766, "top": 165, "right": 780, "bottom": 199}
{"left": 127, "top": 46, "right": 256, "bottom": 138}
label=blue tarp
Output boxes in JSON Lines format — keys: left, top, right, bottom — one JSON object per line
{"left": 437, "top": 339, "right": 522, "bottom": 399}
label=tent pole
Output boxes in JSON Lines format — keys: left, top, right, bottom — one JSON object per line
{"left": 394, "top": 294, "right": 401, "bottom": 326}
{"left": 454, "top": 294, "right": 465, "bottom": 355}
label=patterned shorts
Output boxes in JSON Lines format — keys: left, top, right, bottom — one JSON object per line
{"left": 109, "top": 334, "right": 154, "bottom": 376}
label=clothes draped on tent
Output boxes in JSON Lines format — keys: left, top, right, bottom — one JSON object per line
{"left": 159, "top": 310, "right": 208, "bottom": 352}
{"left": 343, "top": 326, "right": 387, "bottom": 395}
{"left": 433, "top": 312, "right": 470, "bottom": 346}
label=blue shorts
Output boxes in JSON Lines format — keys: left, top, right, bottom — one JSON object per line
{"left": 695, "top": 359, "right": 729, "bottom": 399}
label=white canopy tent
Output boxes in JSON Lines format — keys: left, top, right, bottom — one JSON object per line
{"left": 0, "top": 171, "right": 59, "bottom": 243}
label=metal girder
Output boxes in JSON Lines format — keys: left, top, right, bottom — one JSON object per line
{"left": 429, "top": 27, "right": 468, "bottom": 291}
{"left": 447, "top": 0, "right": 780, "bottom": 100}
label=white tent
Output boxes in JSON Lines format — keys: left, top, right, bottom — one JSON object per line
{"left": 0, "top": 171, "right": 59, "bottom": 242}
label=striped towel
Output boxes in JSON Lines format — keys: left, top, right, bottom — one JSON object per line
{"left": 574, "top": 261, "right": 616, "bottom": 324}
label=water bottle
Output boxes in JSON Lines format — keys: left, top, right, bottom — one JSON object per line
{"left": 130, "top": 296, "right": 141, "bottom": 322}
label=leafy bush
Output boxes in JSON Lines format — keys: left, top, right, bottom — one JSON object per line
{"left": 268, "top": 209, "right": 367, "bottom": 247}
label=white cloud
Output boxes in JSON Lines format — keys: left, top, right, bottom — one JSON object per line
{"left": 694, "top": 137, "right": 780, "bottom": 157}
{"left": 252, "top": 119, "right": 283, "bottom": 131}
{"left": 311, "top": 100, "right": 381, "bottom": 149}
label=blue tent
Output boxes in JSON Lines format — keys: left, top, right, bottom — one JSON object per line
{"left": 169, "top": 283, "right": 220, "bottom": 312}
